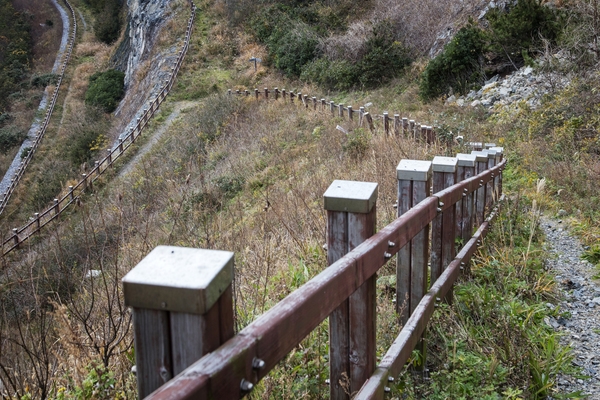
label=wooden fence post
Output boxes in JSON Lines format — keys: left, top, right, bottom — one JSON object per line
{"left": 396, "top": 160, "right": 432, "bottom": 368}
{"left": 484, "top": 149, "right": 497, "bottom": 208}
{"left": 383, "top": 113, "right": 389, "bottom": 136}
{"left": 54, "top": 199, "right": 60, "bottom": 216}
{"left": 330, "top": 101, "right": 335, "bottom": 115}
{"left": 338, "top": 104, "right": 344, "bottom": 118}
{"left": 347, "top": 106, "right": 353, "bottom": 120}
{"left": 282, "top": 89, "right": 286, "bottom": 100}
{"left": 490, "top": 147, "right": 504, "bottom": 198}
{"left": 255, "top": 88, "right": 259, "bottom": 100}
{"left": 456, "top": 154, "right": 477, "bottom": 242}
{"left": 12, "top": 228, "right": 18, "bottom": 248}
{"left": 471, "top": 151, "right": 488, "bottom": 226}
{"left": 312, "top": 97, "right": 317, "bottom": 110}
{"left": 359, "top": 107, "right": 364, "bottom": 126}
{"left": 35, "top": 213, "right": 40, "bottom": 230}
{"left": 123, "top": 246, "right": 234, "bottom": 398}
{"left": 402, "top": 118, "right": 408, "bottom": 135}
{"left": 394, "top": 114, "right": 400, "bottom": 136}
{"left": 304, "top": 94, "right": 309, "bottom": 108}
{"left": 430, "top": 157, "right": 457, "bottom": 303}
{"left": 264, "top": 88, "right": 269, "bottom": 100}
{"left": 321, "top": 98, "right": 326, "bottom": 110}
{"left": 324, "top": 180, "right": 378, "bottom": 400}
{"left": 274, "top": 87, "right": 279, "bottom": 100}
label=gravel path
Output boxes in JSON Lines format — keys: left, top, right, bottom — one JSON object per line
{"left": 542, "top": 217, "right": 600, "bottom": 398}
{"left": 0, "top": 0, "right": 70, "bottom": 195}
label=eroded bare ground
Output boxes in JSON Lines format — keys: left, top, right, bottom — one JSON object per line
{"left": 119, "top": 101, "right": 196, "bottom": 177}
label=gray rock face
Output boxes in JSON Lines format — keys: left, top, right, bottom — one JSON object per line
{"left": 123, "top": 0, "right": 172, "bottom": 88}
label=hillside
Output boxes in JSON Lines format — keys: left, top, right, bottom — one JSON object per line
{"left": 0, "top": 0, "right": 598, "bottom": 398}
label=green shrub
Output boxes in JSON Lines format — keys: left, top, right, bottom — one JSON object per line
{"left": 0, "top": 125, "right": 26, "bottom": 153}
{"left": 301, "top": 58, "right": 358, "bottom": 91}
{"left": 85, "top": 69, "right": 125, "bottom": 112}
{"left": 302, "top": 22, "right": 411, "bottom": 90}
{"left": 31, "top": 73, "right": 59, "bottom": 88}
{"left": 419, "top": 22, "right": 487, "bottom": 100}
{"left": 486, "top": 0, "right": 560, "bottom": 68}
{"left": 343, "top": 128, "right": 370, "bottom": 159}
{"left": 274, "top": 26, "right": 319, "bottom": 77}
{"left": 356, "top": 21, "right": 411, "bottom": 88}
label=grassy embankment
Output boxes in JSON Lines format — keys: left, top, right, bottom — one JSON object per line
{"left": 1, "top": 0, "right": 599, "bottom": 398}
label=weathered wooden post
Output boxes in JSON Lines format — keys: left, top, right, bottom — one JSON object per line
{"left": 254, "top": 88, "right": 259, "bottom": 100}
{"left": 484, "top": 148, "right": 497, "bottom": 208}
{"left": 12, "top": 228, "right": 18, "bottom": 248}
{"left": 409, "top": 120, "right": 415, "bottom": 138}
{"left": 490, "top": 146, "right": 504, "bottom": 197}
{"left": 321, "top": 98, "right": 326, "bottom": 110}
{"left": 35, "top": 213, "right": 40, "bottom": 230}
{"left": 289, "top": 91, "right": 294, "bottom": 104}
{"left": 330, "top": 101, "right": 335, "bottom": 115}
{"left": 274, "top": 87, "right": 279, "bottom": 100}
{"left": 485, "top": 142, "right": 496, "bottom": 149}
{"left": 312, "top": 96, "right": 317, "bottom": 110}
{"left": 471, "top": 151, "right": 488, "bottom": 226}
{"left": 359, "top": 107, "right": 365, "bottom": 126}
{"left": 396, "top": 160, "right": 432, "bottom": 368}
{"left": 364, "top": 112, "right": 374, "bottom": 132}
{"left": 281, "top": 89, "right": 286, "bottom": 100}
{"left": 456, "top": 154, "right": 477, "bottom": 242}
{"left": 54, "top": 199, "right": 60, "bottom": 216}
{"left": 338, "top": 104, "right": 344, "bottom": 118}
{"left": 304, "top": 94, "right": 309, "bottom": 108}
{"left": 264, "top": 87, "right": 269, "bottom": 100}
{"left": 347, "top": 106, "right": 353, "bottom": 120}
{"left": 324, "top": 180, "right": 378, "bottom": 400}
{"left": 123, "top": 246, "right": 234, "bottom": 398}
{"left": 383, "top": 113, "right": 389, "bottom": 136}
{"left": 394, "top": 114, "right": 400, "bottom": 136}
{"left": 402, "top": 117, "right": 408, "bottom": 135}
{"left": 430, "top": 157, "right": 457, "bottom": 302}
{"left": 82, "top": 173, "right": 88, "bottom": 191}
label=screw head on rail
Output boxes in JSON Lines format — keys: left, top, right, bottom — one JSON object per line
{"left": 388, "top": 376, "right": 395, "bottom": 382}
{"left": 462, "top": 193, "right": 467, "bottom": 197}
{"left": 384, "top": 387, "right": 391, "bottom": 393}
{"left": 252, "top": 358, "right": 266, "bottom": 370}
{"left": 438, "top": 202, "right": 445, "bottom": 207}
{"left": 437, "top": 208, "right": 442, "bottom": 213}
{"left": 388, "top": 241, "right": 395, "bottom": 247}
{"left": 384, "top": 252, "right": 392, "bottom": 259}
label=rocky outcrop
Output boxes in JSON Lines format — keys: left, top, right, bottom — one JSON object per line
{"left": 110, "top": 0, "right": 187, "bottom": 144}
{"left": 445, "top": 66, "right": 571, "bottom": 110}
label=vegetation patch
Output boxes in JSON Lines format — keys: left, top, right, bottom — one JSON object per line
{"left": 85, "top": 69, "right": 125, "bottom": 112}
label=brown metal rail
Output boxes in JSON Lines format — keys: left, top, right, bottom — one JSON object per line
{"left": 146, "top": 158, "right": 506, "bottom": 399}
{"left": 1, "top": 1, "right": 197, "bottom": 256}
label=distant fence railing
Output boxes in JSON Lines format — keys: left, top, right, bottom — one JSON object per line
{"left": 0, "top": 1, "right": 198, "bottom": 256}
{"left": 0, "top": 0, "right": 77, "bottom": 215}
{"left": 122, "top": 139, "right": 506, "bottom": 398}
{"left": 228, "top": 87, "right": 439, "bottom": 142}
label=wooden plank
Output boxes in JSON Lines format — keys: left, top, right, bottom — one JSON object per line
{"left": 410, "top": 180, "right": 430, "bottom": 370}
{"left": 441, "top": 171, "right": 457, "bottom": 302}
{"left": 348, "top": 210, "right": 377, "bottom": 394}
{"left": 133, "top": 308, "right": 172, "bottom": 398}
{"left": 396, "top": 180, "right": 412, "bottom": 324}
{"left": 430, "top": 172, "right": 444, "bottom": 284}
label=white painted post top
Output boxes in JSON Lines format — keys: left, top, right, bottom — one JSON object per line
{"left": 471, "top": 151, "right": 488, "bottom": 162}
{"left": 123, "top": 246, "right": 234, "bottom": 314}
{"left": 396, "top": 160, "right": 432, "bottom": 181}
{"left": 484, "top": 149, "right": 497, "bottom": 159}
{"left": 484, "top": 143, "right": 497, "bottom": 149}
{"left": 456, "top": 153, "right": 477, "bottom": 167}
{"left": 490, "top": 146, "right": 504, "bottom": 155}
{"left": 323, "top": 180, "right": 378, "bottom": 213}
{"left": 432, "top": 156, "right": 458, "bottom": 173}
{"left": 468, "top": 142, "right": 483, "bottom": 149}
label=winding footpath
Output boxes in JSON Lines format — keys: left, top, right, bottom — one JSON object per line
{"left": 0, "top": 0, "right": 71, "bottom": 196}
{"left": 542, "top": 217, "right": 600, "bottom": 398}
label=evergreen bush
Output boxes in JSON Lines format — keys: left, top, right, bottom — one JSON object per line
{"left": 85, "top": 69, "right": 125, "bottom": 112}
{"left": 486, "top": 0, "right": 560, "bottom": 68}
{"left": 419, "top": 22, "right": 487, "bottom": 100}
